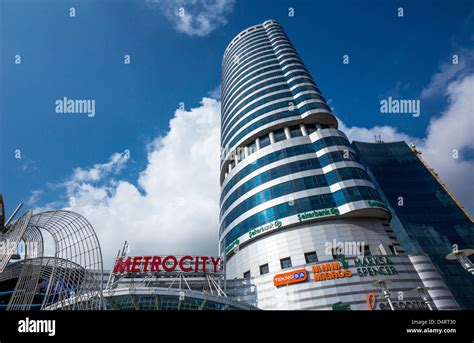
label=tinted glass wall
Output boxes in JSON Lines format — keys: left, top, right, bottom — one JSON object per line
{"left": 352, "top": 141, "right": 474, "bottom": 309}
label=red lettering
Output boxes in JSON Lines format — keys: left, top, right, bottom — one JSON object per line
{"left": 113, "top": 255, "right": 222, "bottom": 274}
{"left": 179, "top": 256, "right": 193, "bottom": 272}
{"left": 194, "top": 256, "right": 199, "bottom": 272}
{"left": 210, "top": 257, "right": 221, "bottom": 273}
{"left": 142, "top": 256, "right": 152, "bottom": 272}
{"left": 131, "top": 256, "right": 142, "bottom": 273}
{"left": 200, "top": 256, "right": 208, "bottom": 272}
{"left": 113, "top": 257, "right": 131, "bottom": 273}
{"left": 163, "top": 255, "right": 178, "bottom": 272}
{"left": 151, "top": 256, "right": 161, "bottom": 272}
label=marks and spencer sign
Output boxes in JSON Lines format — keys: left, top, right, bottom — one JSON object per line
{"left": 274, "top": 268, "right": 308, "bottom": 287}
{"left": 113, "top": 255, "right": 221, "bottom": 274}
{"left": 354, "top": 256, "right": 397, "bottom": 277}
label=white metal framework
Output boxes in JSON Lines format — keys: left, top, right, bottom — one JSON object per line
{"left": 0, "top": 210, "right": 103, "bottom": 310}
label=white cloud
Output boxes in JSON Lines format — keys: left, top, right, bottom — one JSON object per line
{"left": 147, "top": 0, "right": 235, "bottom": 37}
{"left": 71, "top": 151, "right": 130, "bottom": 183}
{"left": 420, "top": 49, "right": 474, "bottom": 99}
{"left": 36, "top": 98, "right": 222, "bottom": 267}
{"left": 421, "top": 74, "right": 474, "bottom": 210}
{"left": 208, "top": 85, "right": 221, "bottom": 100}
{"left": 337, "top": 118, "right": 420, "bottom": 146}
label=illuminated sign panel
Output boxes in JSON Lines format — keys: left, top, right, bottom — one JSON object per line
{"left": 113, "top": 255, "right": 221, "bottom": 274}
{"left": 312, "top": 258, "right": 352, "bottom": 282}
{"left": 273, "top": 268, "right": 308, "bottom": 287}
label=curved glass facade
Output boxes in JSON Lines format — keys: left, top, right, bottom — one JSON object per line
{"left": 219, "top": 20, "right": 388, "bottom": 256}
{"left": 218, "top": 21, "right": 455, "bottom": 312}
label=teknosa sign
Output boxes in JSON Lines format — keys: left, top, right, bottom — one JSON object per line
{"left": 113, "top": 255, "right": 221, "bottom": 274}
{"left": 273, "top": 268, "right": 308, "bottom": 287}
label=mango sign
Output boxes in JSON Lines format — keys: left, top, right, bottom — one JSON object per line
{"left": 273, "top": 269, "right": 308, "bottom": 287}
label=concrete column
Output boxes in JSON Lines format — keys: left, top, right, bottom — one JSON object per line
{"left": 269, "top": 132, "right": 275, "bottom": 144}
{"left": 244, "top": 146, "right": 249, "bottom": 158}
{"left": 300, "top": 124, "right": 308, "bottom": 136}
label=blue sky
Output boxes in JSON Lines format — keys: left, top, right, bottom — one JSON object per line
{"left": 1, "top": 0, "right": 473, "bottom": 260}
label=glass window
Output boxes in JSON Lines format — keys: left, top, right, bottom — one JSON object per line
{"left": 248, "top": 140, "right": 257, "bottom": 155}
{"left": 259, "top": 264, "right": 269, "bottom": 275}
{"left": 306, "top": 124, "right": 317, "bottom": 134}
{"left": 243, "top": 270, "right": 251, "bottom": 279}
{"left": 364, "top": 245, "right": 372, "bottom": 257}
{"left": 280, "top": 257, "right": 292, "bottom": 269}
{"left": 332, "top": 249, "right": 344, "bottom": 260}
{"left": 273, "top": 128, "right": 286, "bottom": 142}
{"left": 238, "top": 147, "right": 246, "bottom": 161}
{"left": 304, "top": 251, "right": 318, "bottom": 264}
{"left": 289, "top": 125, "right": 303, "bottom": 138}
{"left": 259, "top": 134, "right": 270, "bottom": 148}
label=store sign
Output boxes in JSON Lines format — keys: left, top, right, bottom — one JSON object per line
{"left": 365, "top": 292, "right": 429, "bottom": 310}
{"left": 354, "top": 256, "right": 397, "bottom": 277}
{"left": 312, "top": 257, "right": 352, "bottom": 282}
{"left": 379, "top": 301, "right": 429, "bottom": 311}
{"left": 297, "top": 207, "right": 340, "bottom": 222}
{"left": 113, "top": 255, "right": 221, "bottom": 274}
{"left": 367, "top": 200, "right": 388, "bottom": 208}
{"left": 224, "top": 207, "right": 340, "bottom": 255}
{"left": 274, "top": 268, "right": 308, "bottom": 287}
{"left": 248, "top": 220, "right": 282, "bottom": 239}
{"left": 366, "top": 292, "right": 377, "bottom": 310}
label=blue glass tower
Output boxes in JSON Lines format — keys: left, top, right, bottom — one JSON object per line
{"left": 352, "top": 141, "right": 474, "bottom": 309}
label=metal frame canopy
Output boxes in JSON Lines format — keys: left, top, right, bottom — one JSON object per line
{"left": 0, "top": 209, "right": 103, "bottom": 310}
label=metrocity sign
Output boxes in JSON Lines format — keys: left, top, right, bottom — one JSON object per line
{"left": 113, "top": 255, "right": 222, "bottom": 274}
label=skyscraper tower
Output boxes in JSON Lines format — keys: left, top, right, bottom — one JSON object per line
{"left": 219, "top": 20, "right": 457, "bottom": 310}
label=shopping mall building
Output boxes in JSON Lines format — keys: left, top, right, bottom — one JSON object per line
{"left": 218, "top": 20, "right": 463, "bottom": 310}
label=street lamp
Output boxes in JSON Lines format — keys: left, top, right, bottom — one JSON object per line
{"left": 411, "top": 287, "right": 434, "bottom": 311}
{"left": 446, "top": 249, "right": 474, "bottom": 275}
{"left": 371, "top": 279, "right": 394, "bottom": 311}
